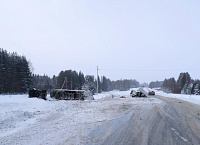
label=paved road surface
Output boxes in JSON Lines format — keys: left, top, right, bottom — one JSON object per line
{"left": 87, "top": 94, "right": 200, "bottom": 145}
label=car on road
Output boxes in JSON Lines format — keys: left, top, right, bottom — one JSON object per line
{"left": 136, "top": 91, "right": 147, "bottom": 97}
{"left": 130, "top": 90, "right": 137, "bottom": 97}
{"left": 130, "top": 90, "right": 147, "bottom": 97}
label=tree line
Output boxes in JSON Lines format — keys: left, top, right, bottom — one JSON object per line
{"left": 3, "top": 48, "right": 199, "bottom": 95}
{"left": 149, "top": 72, "right": 200, "bottom": 95}
{"left": 31, "top": 70, "right": 140, "bottom": 94}
{"left": 0, "top": 48, "right": 31, "bottom": 94}
{"left": 0, "top": 49, "right": 140, "bottom": 94}
{"left": 161, "top": 72, "right": 191, "bottom": 94}
{"left": 149, "top": 81, "right": 163, "bottom": 89}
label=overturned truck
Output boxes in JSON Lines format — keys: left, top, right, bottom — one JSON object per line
{"left": 50, "top": 89, "right": 89, "bottom": 100}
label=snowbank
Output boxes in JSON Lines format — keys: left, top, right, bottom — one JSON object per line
{"left": 93, "top": 88, "right": 138, "bottom": 100}
{"left": 153, "top": 89, "right": 200, "bottom": 105}
{"left": 0, "top": 94, "right": 66, "bottom": 137}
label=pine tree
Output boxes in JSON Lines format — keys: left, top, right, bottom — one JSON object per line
{"left": 56, "top": 71, "right": 65, "bottom": 89}
{"left": 97, "top": 76, "right": 101, "bottom": 93}
{"left": 83, "top": 75, "right": 95, "bottom": 94}
{"left": 78, "top": 71, "right": 85, "bottom": 90}
{"left": 51, "top": 75, "right": 57, "bottom": 89}
{"left": 0, "top": 49, "right": 31, "bottom": 94}
{"left": 177, "top": 72, "right": 191, "bottom": 93}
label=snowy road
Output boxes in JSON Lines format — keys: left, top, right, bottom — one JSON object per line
{"left": 1, "top": 91, "right": 200, "bottom": 145}
{"left": 91, "top": 95, "right": 200, "bottom": 145}
{"left": 0, "top": 92, "right": 160, "bottom": 145}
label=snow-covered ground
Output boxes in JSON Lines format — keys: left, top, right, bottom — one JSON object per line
{"left": 156, "top": 91, "right": 200, "bottom": 105}
{"left": 1, "top": 88, "right": 200, "bottom": 144}
{"left": 0, "top": 94, "right": 66, "bottom": 138}
{"left": 0, "top": 89, "right": 161, "bottom": 145}
{"left": 144, "top": 87, "right": 200, "bottom": 105}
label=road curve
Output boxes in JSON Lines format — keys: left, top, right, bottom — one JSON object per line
{"left": 87, "top": 95, "right": 200, "bottom": 145}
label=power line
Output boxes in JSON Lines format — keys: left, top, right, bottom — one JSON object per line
{"left": 100, "top": 68, "right": 200, "bottom": 72}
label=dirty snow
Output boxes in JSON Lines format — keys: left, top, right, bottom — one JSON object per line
{"left": 2, "top": 88, "right": 199, "bottom": 144}
{"left": 0, "top": 89, "right": 162, "bottom": 145}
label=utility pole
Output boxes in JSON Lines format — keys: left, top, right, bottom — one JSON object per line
{"left": 96, "top": 66, "right": 100, "bottom": 95}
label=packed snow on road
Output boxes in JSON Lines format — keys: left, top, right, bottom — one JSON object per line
{"left": 1, "top": 88, "right": 200, "bottom": 145}
{"left": 0, "top": 89, "right": 161, "bottom": 145}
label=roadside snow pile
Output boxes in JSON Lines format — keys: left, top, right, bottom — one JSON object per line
{"left": 84, "top": 90, "right": 94, "bottom": 100}
{"left": 0, "top": 94, "right": 66, "bottom": 137}
{"left": 93, "top": 89, "right": 135, "bottom": 100}
{"left": 154, "top": 89, "right": 200, "bottom": 105}
{"left": 93, "top": 92, "right": 113, "bottom": 100}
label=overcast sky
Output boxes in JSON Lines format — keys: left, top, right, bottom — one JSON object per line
{"left": 0, "top": 0, "right": 200, "bottom": 83}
